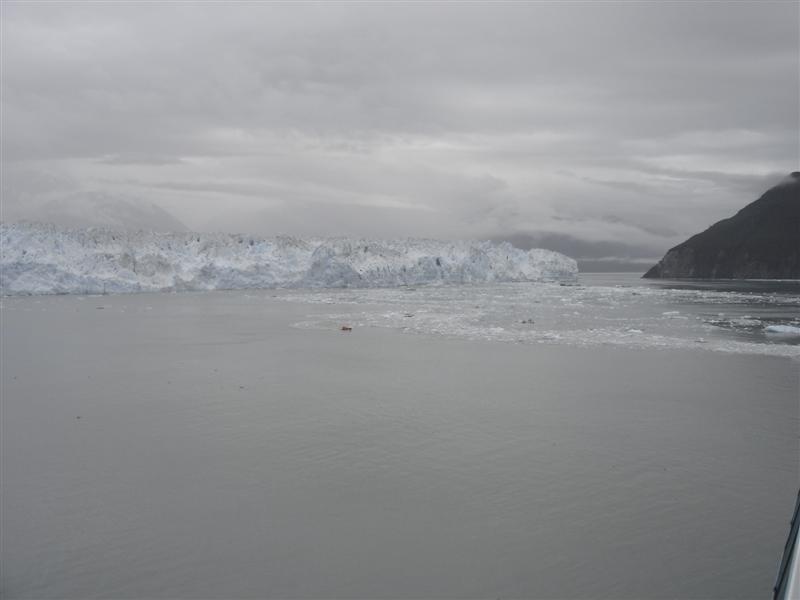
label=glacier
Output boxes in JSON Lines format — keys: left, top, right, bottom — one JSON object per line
{"left": 0, "top": 222, "right": 578, "bottom": 296}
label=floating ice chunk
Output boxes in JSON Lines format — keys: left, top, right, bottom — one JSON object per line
{"left": 730, "top": 317, "right": 762, "bottom": 327}
{"left": 764, "top": 325, "right": 800, "bottom": 336}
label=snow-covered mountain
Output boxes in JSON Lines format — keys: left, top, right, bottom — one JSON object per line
{"left": 0, "top": 222, "right": 578, "bottom": 296}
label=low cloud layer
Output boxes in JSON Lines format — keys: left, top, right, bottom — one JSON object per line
{"left": 2, "top": 2, "right": 797, "bottom": 265}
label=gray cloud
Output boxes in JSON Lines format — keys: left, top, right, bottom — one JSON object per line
{"left": 97, "top": 155, "right": 186, "bottom": 166}
{"left": 2, "top": 1, "right": 797, "bottom": 263}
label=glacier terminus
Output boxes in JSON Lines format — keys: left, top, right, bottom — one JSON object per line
{"left": 0, "top": 222, "right": 578, "bottom": 296}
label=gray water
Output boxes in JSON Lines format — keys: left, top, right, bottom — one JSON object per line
{"left": 2, "top": 276, "right": 798, "bottom": 598}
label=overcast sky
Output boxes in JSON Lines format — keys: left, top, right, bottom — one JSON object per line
{"left": 2, "top": 1, "right": 798, "bottom": 266}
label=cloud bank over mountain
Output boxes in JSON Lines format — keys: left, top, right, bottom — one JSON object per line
{"left": 2, "top": 2, "right": 797, "bottom": 266}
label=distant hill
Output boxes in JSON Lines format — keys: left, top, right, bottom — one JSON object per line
{"left": 2, "top": 191, "right": 187, "bottom": 233}
{"left": 643, "top": 173, "right": 800, "bottom": 279}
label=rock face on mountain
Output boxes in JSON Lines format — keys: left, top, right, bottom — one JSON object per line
{"left": 644, "top": 173, "right": 800, "bottom": 279}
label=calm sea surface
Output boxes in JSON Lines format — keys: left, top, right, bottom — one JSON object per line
{"left": 2, "top": 274, "right": 798, "bottom": 598}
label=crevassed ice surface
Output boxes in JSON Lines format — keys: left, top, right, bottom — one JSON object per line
{"left": 0, "top": 222, "right": 577, "bottom": 295}
{"left": 279, "top": 275, "right": 800, "bottom": 358}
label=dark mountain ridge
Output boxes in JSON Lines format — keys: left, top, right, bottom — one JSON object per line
{"left": 643, "top": 173, "right": 800, "bottom": 279}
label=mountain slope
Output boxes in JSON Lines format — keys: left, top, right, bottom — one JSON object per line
{"left": 643, "top": 173, "right": 800, "bottom": 279}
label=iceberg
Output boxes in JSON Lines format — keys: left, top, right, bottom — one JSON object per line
{"left": 764, "top": 324, "right": 800, "bottom": 336}
{"left": 0, "top": 222, "right": 578, "bottom": 296}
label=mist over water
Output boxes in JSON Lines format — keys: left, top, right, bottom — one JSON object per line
{"left": 2, "top": 278, "right": 797, "bottom": 598}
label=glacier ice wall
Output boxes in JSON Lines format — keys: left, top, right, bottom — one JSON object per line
{"left": 0, "top": 222, "right": 578, "bottom": 295}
